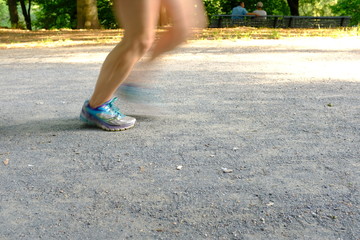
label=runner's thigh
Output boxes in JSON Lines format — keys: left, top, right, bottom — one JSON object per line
{"left": 114, "top": 0, "right": 161, "bottom": 38}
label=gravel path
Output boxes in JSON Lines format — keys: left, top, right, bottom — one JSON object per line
{"left": 1, "top": 38, "right": 359, "bottom": 239}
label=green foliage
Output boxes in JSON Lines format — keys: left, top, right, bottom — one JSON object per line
{"left": 203, "top": 0, "right": 225, "bottom": 19}
{"left": 331, "top": 0, "right": 360, "bottom": 26}
{"left": 0, "top": 0, "right": 10, "bottom": 27}
{"left": 300, "top": 0, "right": 336, "bottom": 16}
{"left": 33, "top": 0, "right": 115, "bottom": 29}
{"left": 97, "top": 0, "right": 117, "bottom": 29}
{"left": 265, "top": 0, "right": 290, "bottom": 15}
{"left": 33, "top": 0, "right": 76, "bottom": 29}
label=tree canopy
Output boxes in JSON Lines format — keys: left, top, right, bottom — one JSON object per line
{"left": 331, "top": 0, "right": 360, "bottom": 26}
{"left": 0, "top": 0, "right": 359, "bottom": 30}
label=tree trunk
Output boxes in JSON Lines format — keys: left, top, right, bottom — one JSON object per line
{"left": 7, "top": 0, "right": 19, "bottom": 28}
{"left": 287, "top": 0, "right": 299, "bottom": 16}
{"left": 19, "top": 0, "right": 32, "bottom": 30}
{"left": 77, "top": 0, "right": 100, "bottom": 29}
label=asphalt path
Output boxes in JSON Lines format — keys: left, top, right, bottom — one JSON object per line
{"left": 1, "top": 38, "right": 360, "bottom": 239}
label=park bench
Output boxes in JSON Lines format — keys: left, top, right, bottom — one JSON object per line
{"left": 209, "top": 15, "right": 352, "bottom": 28}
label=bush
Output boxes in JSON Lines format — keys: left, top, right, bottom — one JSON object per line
{"left": 331, "top": 0, "right": 360, "bottom": 26}
{"left": 33, "top": 0, "right": 76, "bottom": 29}
{"left": 0, "top": 0, "right": 10, "bottom": 28}
{"left": 97, "top": 0, "right": 117, "bottom": 29}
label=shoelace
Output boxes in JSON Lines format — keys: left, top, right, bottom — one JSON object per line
{"left": 107, "top": 97, "right": 125, "bottom": 117}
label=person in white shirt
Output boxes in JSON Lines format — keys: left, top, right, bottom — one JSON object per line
{"left": 253, "top": 2, "right": 267, "bottom": 19}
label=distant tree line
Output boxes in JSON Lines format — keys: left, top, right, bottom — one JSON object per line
{"left": 1, "top": 0, "right": 359, "bottom": 30}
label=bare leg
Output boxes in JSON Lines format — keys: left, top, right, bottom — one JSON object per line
{"left": 89, "top": 0, "right": 161, "bottom": 108}
{"left": 150, "top": 0, "right": 206, "bottom": 60}
{"left": 122, "top": 0, "right": 206, "bottom": 85}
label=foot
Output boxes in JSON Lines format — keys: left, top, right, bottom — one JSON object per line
{"left": 80, "top": 97, "right": 136, "bottom": 131}
{"left": 117, "top": 83, "right": 167, "bottom": 116}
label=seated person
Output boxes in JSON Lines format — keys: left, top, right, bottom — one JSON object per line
{"left": 231, "top": 1, "right": 258, "bottom": 20}
{"left": 253, "top": 2, "right": 267, "bottom": 19}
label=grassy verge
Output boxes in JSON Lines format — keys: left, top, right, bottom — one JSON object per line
{"left": 0, "top": 27, "right": 359, "bottom": 48}
{"left": 195, "top": 27, "right": 359, "bottom": 40}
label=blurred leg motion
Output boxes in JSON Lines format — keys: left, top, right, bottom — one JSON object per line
{"left": 150, "top": 0, "right": 207, "bottom": 60}
{"left": 80, "top": 0, "right": 206, "bottom": 131}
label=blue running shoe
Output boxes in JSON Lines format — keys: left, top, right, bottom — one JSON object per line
{"left": 80, "top": 97, "right": 136, "bottom": 131}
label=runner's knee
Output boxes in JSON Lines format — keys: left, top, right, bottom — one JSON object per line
{"left": 126, "top": 33, "right": 155, "bottom": 56}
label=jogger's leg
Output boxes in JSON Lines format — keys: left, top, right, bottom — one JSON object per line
{"left": 89, "top": 0, "right": 161, "bottom": 108}
{"left": 150, "top": 0, "right": 206, "bottom": 60}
